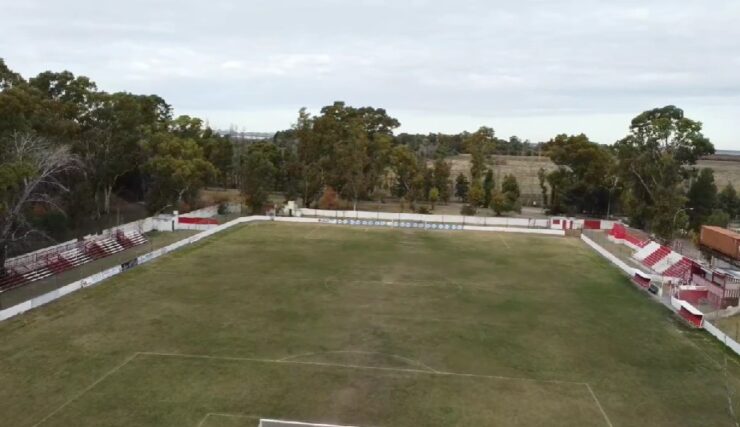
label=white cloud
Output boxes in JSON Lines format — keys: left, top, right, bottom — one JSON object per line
{"left": 1, "top": 0, "right": 739, "bottom": 148}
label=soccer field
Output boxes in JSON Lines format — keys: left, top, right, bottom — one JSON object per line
{"left": 1, "top": 223, "right": 739, "bottom": 426}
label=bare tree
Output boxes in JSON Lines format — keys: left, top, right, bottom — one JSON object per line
{"left": 0, "top": 133, "right": 79, "bottom": 275}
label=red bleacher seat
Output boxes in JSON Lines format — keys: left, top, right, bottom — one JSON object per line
{"left": 609, "top": 224, "right": 648, "bottom": 248}
{"left": 17, "top": 266, "right": 53, "bottom": 283}
{"left": 115, "top": 231, "right": 134, "bottom": 249}
{"left": 46, "top": 256, "right": 74, "bottom": 274}
{"left": 626, "top": 234, "right": 648, "bottom": 248}
{"left": 643, "top": 246, "right": 671, "bottom": 267}
{"left": 84, "top": 242, "right": 107, "bottom": 260}
{"left": 2, "top": 231, "right": 148, "bottom": 292}
{"left": 126, "top": 231, "right": 147, "bottom": 246}
{"left": 97, "top": 237, "right": 125, "bottom": 255}
{"left": 0, "top": 270, "right": 27, "bottom": 291}
{"left": 663, "top": 257, "right": 692, "bottom": 279}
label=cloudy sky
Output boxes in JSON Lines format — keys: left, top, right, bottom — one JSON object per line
{"left": 2, "top": 0, "right": 739, "bottom": 148}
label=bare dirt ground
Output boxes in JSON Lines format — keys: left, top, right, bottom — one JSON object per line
{"left": 448, "top": 154, "right": 740, "bottom": 196}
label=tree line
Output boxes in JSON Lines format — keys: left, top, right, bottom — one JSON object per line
{"left": 0, "top": 59, "right": 235, "bottom": 269}
{"left": 1, "top": 59, "right": 736, "bottom": 272}
{"left": 236, "top": 104, "right": 739, "bottom": 243}
{"left": 537, "top": 106, "right": 735, "bottom": 242}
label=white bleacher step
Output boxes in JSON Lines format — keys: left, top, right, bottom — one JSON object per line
{"left": 99, "top": 238, "right": 125, "bottom": 254}
{"left": 633, "top": 241, "right": 661, "bottom": 262}
{"left": 664, "top": 259, "right": 691, "bottom": 278}
{"left": 23, "top": 268, "right": 53, "bottom": 282}
{"left": 72, "top": 252, "right": 91, "bottom": 263}
{"left": 62, "top": 249, "right": 91, "bottom": 266}
{"left": 125, "top": 231, "right": 148, "bottom": 245}
{"left": 652, "top": 252, "right": 683, "bottom": 274}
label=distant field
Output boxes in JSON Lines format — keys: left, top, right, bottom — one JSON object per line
{"left": 447, "top": 154, "right": 740, "bottom": 199}
{"left": 446, "top": 155, "right": 557, "bottom": 202}
{"left": 697, "top": 159, "right": 740, "bottom": 189}
{"left": 1, "top": 223, "right": 739, "bottom": 426}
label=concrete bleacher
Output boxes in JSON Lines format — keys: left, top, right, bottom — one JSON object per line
{"left": 125, "top": 231, "right": 147, "bottom": 246}
{"left": 61, "top": 248, "right": 91, "bottom": 267}
{"left": 633, "top": 242, "right": 662, "bottom": 262}
{"left": 0, "top": 272, "right": 25, "bottom": 291}
{"left": 84, "top": 242, "right": 108, "bottom": 260}
{"left": 46, "top": 256, "right": 74, "bottom": 274}
{"left": 613, "top": 225, "right": 693, "bottom": 280}
{"left": 21, "top": 267, "right": 53, "bottom": 283}
{"left": 97, "top": 237, "right": 125, "bottom": 255}
{"left": 643, "top": 245, "right": 671, "bottom": 267}
{"left": 663, "top": 257, "right": 692, "bottom": 279}
{"left": 632, "top": 243, "right": 692, "bottom": 279}
{"left": 0, "top": 231, "right": 148, "bottom": 292}
{"left": 115, "top": 230, "right": 148, "bottom": 249}
{"left": 653, "top": 252, "right": 683, "bottom": 273}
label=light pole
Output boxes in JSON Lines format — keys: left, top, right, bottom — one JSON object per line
{"left": 672, "top": 207, "right": 693, "bottom": 250}
{"left": 673, "top": 207, "right": 693, "bottom": 228}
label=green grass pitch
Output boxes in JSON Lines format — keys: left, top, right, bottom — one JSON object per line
{"left": 1, "top": 222, "right": 739, "bottom": 426}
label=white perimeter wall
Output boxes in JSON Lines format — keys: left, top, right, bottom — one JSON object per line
{"left": 300, "top": 209, "right": 615, "bottom": 230}
{"left": 180, "top": 205, "right": 219, "bottom": 218}
{"left": 703, "top": 321, "right": 740, "bottom": 355}
{"left": 300, "top": 208, "right": 551, "bottom": 228}
{"left": 174, "top": 223, "right": 217, "bottom": 231}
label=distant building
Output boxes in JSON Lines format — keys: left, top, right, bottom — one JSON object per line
{"left": 217, "top": 130, "right": 276, "bottom": 142}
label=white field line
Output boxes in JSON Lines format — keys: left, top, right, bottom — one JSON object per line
{"left": 197, "top": 412, "right": 261, "bottom": 427}
{"left": 279, "top": 350, "right": 439, "bottom": 373}
{"left": 138, "top": 351, "right": 587, "bottom": 386}
{"left": 675, "top": 324, "right": 740, "bottom": 370}
{"left": 324, "top": 279, "right": 473, "bottom": 292}
{"left": 585, "top": 383, "right": 614, "bottom": 427}
{"left": 32, "top": 353, "right": 139, "bottom": 427}
{"left": 367, "top": 312, "right": 520, "bottom": 328}
{"left": 497, "top": 233, "right": 511, "bottom": 250}
{"left": 304, "top": 225, "right": 322, "bottom": 240}
{"left": 259, "top": 417, "right": 363, "bottom": 427}
{"left": 200, "top": 413, "right": 363, "bottom": 427}
{"left": 333, "top": 279, "right": 569, "bottom": 296}
{"left": 34, "top": 351, "right": 611, "bottom": 426}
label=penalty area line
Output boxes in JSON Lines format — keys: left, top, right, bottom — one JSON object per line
{"left": 34, "top": 351, "right": 613, "bottom": 427}
{"left": 138, "top": 351, "right": 587, "bottom": 386}
{"left": 585, "top": 383, "right": 614, "bottom": 427}
{"left": 278, "top": 350, "right": 439, "bottom": 373}
{"left": 497, "top": 232, "right": 511, "bottom": 249}
{"left": 32, "top": 353, "right": 140, "bottom": 427}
